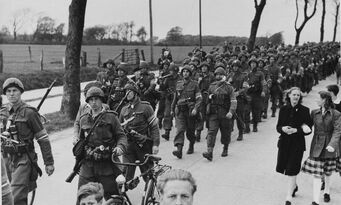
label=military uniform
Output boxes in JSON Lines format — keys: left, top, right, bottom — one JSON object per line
{"left": 119, "top": 99, "right": 160, "bottom": 180}
{"left": 133, "top": 71, "right": 158, "bottom": 110}
{"left": 1, "top": 101, "right": 54, "bottom": 205}
{"left": 107, "top": 75, "right": 130, "bottom": 112}
{"left": 171, "top": 77, "right": 202, "bottom": 158}
{"left": 78, "top": 109, "right": 127, "bottom": 199}
{"left": 258, "top": 64, "right": 271, "bottom": 119}
{"left": 203, "top": 79, "right": 236, "bottom": 160}
{"left": 266, "top": 62, "right": 283, "bottom": 117}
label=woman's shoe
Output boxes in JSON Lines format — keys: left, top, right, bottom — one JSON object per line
{"left": 292, "top": 185, "right": 298, "bottom": 197}
{"left": 324, "top": 193, "right": 330, "bottom": 202}
{"left": 311, "top": 202, "right": 319, "bottom": 205}
{"left": 285, "top": 201, "right": 291, "bottom": 205}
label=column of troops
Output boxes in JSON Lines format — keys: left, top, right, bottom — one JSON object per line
{"left": 97, "top": 42, "right": 340, "bottom": 162}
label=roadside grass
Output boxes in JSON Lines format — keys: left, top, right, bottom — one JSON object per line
{"left": 43, "top": 111, "right": 74, "bottom": 134}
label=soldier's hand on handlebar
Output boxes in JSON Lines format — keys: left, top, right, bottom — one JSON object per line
{"left": 45, "top": 165, "right": 55, "bottom": 176}
{"left": 152, "top": 146, "right": 159, "bottom": 154}
{"left": 112, "top": 147, "right": 124, "bottom": 156}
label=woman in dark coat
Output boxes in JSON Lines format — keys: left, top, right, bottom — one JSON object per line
{"left": 301, "top": 91, "right": 341, "bottom": 205}
{"left": 276, "top": 87, "right": 313, "bottom": 205}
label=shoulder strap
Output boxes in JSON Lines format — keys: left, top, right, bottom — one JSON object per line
{"left": 83, "top": 112, "right": 106, "bottom": 141}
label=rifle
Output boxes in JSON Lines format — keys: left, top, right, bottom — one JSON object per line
{"left": 66, "top": 113, "right": 105, "bottom": 183}
{"left": 114, "top": 92, "right": 128, "bottom": 113}
{"left": 37, "top": 78, "right": 57, "bottom": 111}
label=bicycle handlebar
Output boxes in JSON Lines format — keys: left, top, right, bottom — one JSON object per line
{"left": 111, "top": 154, "right": 161, "bottom": 166}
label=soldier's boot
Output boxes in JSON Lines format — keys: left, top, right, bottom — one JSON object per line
{"left": 158, "top": 118, "right": 163, "bottom": 129}
{"left": 243, "top": 123, "right": 250, "bottom": 134}
{"left": 161, "top": 130, "right": 170, "bottom": 141}
{"left": 221, "top": 145, "right": 228, "bottom": 157}
{"left": 237, "top": 131, "right": 243, "bottom": 141}
{"left": 271, "top": 109, "right": 276, "bottom": 117}
{"left": 172, "top": 145, "right": 183, "bottom": 159}
{"left": 202, "top": 147, "right": 213, "bottom": 161}
{"left": 253, "top": 122, "right": 258, "bottom": 132}
{"left": 195, "top": 130, "right": 201, "bottom": 142}
{"left": 187, "top": 142, "right": 194, "bottom": 154}
{"left": 262, "top": 111, "right": 267, "bottom": 119}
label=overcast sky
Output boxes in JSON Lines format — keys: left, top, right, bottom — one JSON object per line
{"left": 0, "top": 0, "right": 339, "bottom": 44}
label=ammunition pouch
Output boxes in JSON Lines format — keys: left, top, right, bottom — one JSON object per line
{"left": 2, "top": 142, "right": 33, "bottom": 155}
{"left": 208, "top": 94, "right": 230, "bottom": 114}
{"left": 84, "top": 145, "right": 112, "bottom": 161}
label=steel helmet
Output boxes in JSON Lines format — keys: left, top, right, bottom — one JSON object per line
{"left": 124, "top": 81, "right": 140, "bottom": 95}
{"left": 3, "top": 78, "right": 24, "bottom": 93}
{"left": 214, "top": 67, "right": 226, "bottom": 76}
{"left": 231, "top": 60, "right": 241, "bottom": 67}
{"left": 181, "top": 65, "right": 192, "bottom": 76}
{"left": 85, "top": 87, "right": 105, "bottom": 103}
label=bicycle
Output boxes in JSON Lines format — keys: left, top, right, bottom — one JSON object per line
{"left": 110, "top": 154, "right": 172, "bottom": 205}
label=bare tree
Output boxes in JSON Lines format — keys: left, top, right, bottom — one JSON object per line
{"left": 332, "top": 0, "right": 340, "bottom": 42}
{"left": 294, "top": 0, "right": 318, "bottom": 45}
{"left": 320, "top": 0, "right": 326, "bottom": 42}
{"left": 129, "top": 21, "right": 135, "bottom": 42}
{"left": 10, "top": 8, "right": 31, "bottom": 40}
{"left": 247, "top": 0, "right": 267, "bottom": 52}
{"left": 61, "top": 0, "right": 87, "bottom": 120}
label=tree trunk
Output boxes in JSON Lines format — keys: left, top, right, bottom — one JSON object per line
{"left": 320, "top": 0, "right": 326, "bottom": 42}
{"left": 295, "top": 28, "right": 302, "bottom": 46}
{"left": 247, "top": 0, "right": 267, "bottom": 52}
{"left": 333, "top": 2, "right": 340, "bottom": 42}
{"left": 60, "top": 0, "right": 87, "bottom": 120}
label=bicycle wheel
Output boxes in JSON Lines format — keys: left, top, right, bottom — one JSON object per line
{"left": 141, "top": 179, "right": 159, "bottom": 205}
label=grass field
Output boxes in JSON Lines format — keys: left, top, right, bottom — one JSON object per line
{"left": 0, "top": 44, "right": 215, "bottom": 73}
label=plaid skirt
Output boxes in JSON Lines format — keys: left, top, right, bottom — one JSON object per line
{"left": 301, "top": 157, "right": 338, "bottom": 178}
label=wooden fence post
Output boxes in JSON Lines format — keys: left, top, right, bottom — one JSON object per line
{"left": 121, "top": 49, "right": 125, "bottom": 62}
{"left": 81, "top": 51, "right": 87, "bottom": 67}
{"left": 97, "top": 48, "right": 101, "bottom": 67}
{"left": 40, "top": 49, "right": 44, "bottom": 71}
{"left": 0, "top": 50, "right": 3, "bottom": 73}
{"left": 140, "top": 50, "right": 145, "bottom": 61}
{"left": 135, "top": 49, "right": 140, "bottom": 64}
{"left": 28, "top": 46, "right": 32, "bottom": 62}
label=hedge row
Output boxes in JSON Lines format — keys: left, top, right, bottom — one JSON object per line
{"left": 0, "top": 67, "right": 101, "bottom": 93}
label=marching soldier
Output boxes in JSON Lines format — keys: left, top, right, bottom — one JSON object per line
{"left": 160, "top": 64, "right": 180, "bottom": 141}
{"left": 107, "top": 63, "right": 131, "bottom": 112}
{"left": 119, "top": 82, "right": 160, "bottom": 181}
{"left": 239, "top": 52, "right": 250, "bottom": 73}
{"left": 171, "top": 66, "right": 202, "bottom": 159}
{"left": 156, "top": 61, "right": 171, "bottom": 129}
{"left": 196, "top": 62, "right": 215, "bottom": 142}
{"left": 246, "top": 57, "right": 266, "bottom": 132}
{"left": 257, "top": 58, "right": 271, "bottom": 119}
{"left": 202, "top": 67, "right": 237, "bottom": 161}
{"left": 77, "top": 87, "right": 127, "bottom": 199}
{"left": 229, "top": 60, "right": 249, "bottom": 141}
{"left": 0, "top": 78, "right": 55, "bottom": 205}
{"left": 132, "top": 61, "right": 158, "bottom": 110}
{"left": 266, "top": 54, "right": 283, "bottom": 117}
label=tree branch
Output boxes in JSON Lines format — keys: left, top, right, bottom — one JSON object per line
{"left": 295, "top": 0, "right": 299, "bottom": 30}
{"left": 306, "top": 0, "right": 318, "bottom": 19}
{"left": 254, "top": 0, "right": 258, "bottom": 8}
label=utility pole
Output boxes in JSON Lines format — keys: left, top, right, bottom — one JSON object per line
{"left": 199, "top": 0, "right": 202, "bottom": 49}
{"left": 149, "top": 0, "right": 154, "bottom": 64}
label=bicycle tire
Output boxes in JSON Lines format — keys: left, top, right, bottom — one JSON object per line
{"left": 141, "top": 179, "right": 159, "bottom": 205}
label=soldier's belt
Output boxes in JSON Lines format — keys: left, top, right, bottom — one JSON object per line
{"left": 2, "top": 143, "right": 31, "bottom": 154}
{"left": 84, "top": 145, "right": 112, "bottom": 161}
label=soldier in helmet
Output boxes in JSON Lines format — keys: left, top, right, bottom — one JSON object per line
{"left": 132, "top": 61, "right": 158, "bottom": 110}
{"left": 229, "top": 60, "right": 249, "bottom": 141}
{"left": 257, "top": 58, "right": 271, "bottom": 119}
{"left": 156, "top": 60, "right": 171, "bottom": 129}
{"left": 77, "top": 86, "right": 127, "bottom": 199}
{"left": 119, "top": 81, "right": 160, "bottom": 181}
{"left": 171, "top": 66, "right": 202, "bottom": 159}
{"left": 246, "top": 57, "right": 266, "bottom": 132}
{"left": 266, "top": 54, "right": 283, "bottom": 117}
{"left": 107, "top": 63, "right": 131, "bottom": 112}
{"left": 160, "top": 64, "right": 180, "bottom": 141}
{"left": 0, "top": 78, "right": 55, "bottom": 205}
{"left": 202, "top": 67, "right": 237, "bottom": 161}
{"left": 195, "top": 62, "right": 215, "bottom": 142}
{"left": 239, "top": 52, "right": 250, "bottom": 73}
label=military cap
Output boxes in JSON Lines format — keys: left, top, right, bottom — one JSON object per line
{"left": 215, "top": 62, "right": 226, "bottom": 69}
{"left": 168, "top": 64, "right": 179, "bottom": 73}
{"left": 181, "top": 65, "right": 192, "bottom": 76}
{"left": 3, "top": 78, "right": 24, "bottom": 93}
{"left": 238, "top": 52, "right": 248, "bottom": 60}
{"left": 199, "top": 62, "right": 209, "bottom": 68}
{"left": 183, "top": 58, "right": 191, "bottom": 65}
{"left": 248, "top": 57, "right": 258, "bottom": 66}
{"left": 191, "top": 57, "right": 200, "bottom": 63}
{"left": 103, "top": 59, "right": 115, "bottom": 68}
{"left": 214, "top": 67, "right": 226, "bottom": 76}
{"left": 124, "top": 81, "right": 140, "bottom": 95}
{"left": 117, "top": 63, "right": 128, "bottom": 73}
{"left": 85, "top": 87, "right": 105, "bottom": 103}
{"left": 84, "top": 81, "right": 103, "bottom": 96}
{"left": 231, "top": 60, "right": 241, "bottom": 67}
